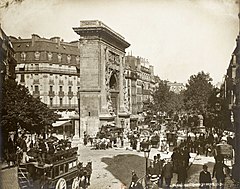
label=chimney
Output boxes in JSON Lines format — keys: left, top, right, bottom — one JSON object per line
{"left": 32, "top": 34, "right": 40, "bottom": 46}
{"left": 51, "top": 37, "right": 60, "bottom": 46}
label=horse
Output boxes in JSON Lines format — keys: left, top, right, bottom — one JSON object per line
{"left": 84, "top": 162, "right": 92, "bottom": 185}
{"left": 76, "top": 161, "right": 92, "bottom": 188}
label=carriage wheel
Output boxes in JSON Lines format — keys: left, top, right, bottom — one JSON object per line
{"left": 72, "top": 177, "right": 80, "bottom": 189}
{"left": 55, "top": 178, "right": 67, "bottom": 189}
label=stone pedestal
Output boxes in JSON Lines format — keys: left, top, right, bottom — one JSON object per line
{"left": 71, "top": 116, "right": 81, "bottom": 147}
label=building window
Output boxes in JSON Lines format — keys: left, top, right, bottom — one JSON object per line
{"left": 59, "top": 98, "right": 63, "bottom": 106}
{"left": 69, "top": 98, "right": 71, "bottom": 105}
{"left": 58, "top": 54, "right": 62, "bottom": 62}
{"left": 69, "top": 86, "right": 72, "bottom": 92}
{"left": 76, "top": 56, "right": 80, "bottom": 63}
{"left": 35, "top": 85, "right": 39, "bottom": 92}
{"left": 59, "top": 86, "right": 63, "bottom": 92}
{"left": 48, "top": 52, "right": 52, "bottom": 61}
{"left": 35, "top": 64, "right": 39, "bottom": 70}
{"left": 50, "top": 86, "right": 53, "bottom": 92}
{"left": 20, "top": 74, "right": 25, "bottom": 82}
{"left": 67, "top": 55, "right": 71, "bottom": 63}
{"left": 20, "top": 52, "right": 26, "bottom": 61}
{"left": 50, "top": 98, "right": 53, "bottom": 107}
{"left": 34, "top": 51, "right": 40, "bottom": 60}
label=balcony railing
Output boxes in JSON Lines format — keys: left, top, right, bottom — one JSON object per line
{"left": 33, "top": 91, "right": 40, "bottom": 96}
{"left": 59, "top": 91, "right": 64, "bottom": 96}
{"left": 49, "top": 80, "right": 54, "bottom": 85}
{"left": 68, "top": 81, "right": 73, "bottom": 85}
{"left": 68, "top": 91, "right": 73, "bottom": 97}
{"left": 48, "top": 91, "right": 55, "bottom": 97}
{"left": 50, "top": 104, "right": 78, "bottom": 110}
{"left": 33, "top": 79, "right": 40, "bottom": 84}
{"left": 59, "top": 80, "right": 64, "bottom": 85}
{"left": 15, "top": 66, "right": 78, "bottom": 76}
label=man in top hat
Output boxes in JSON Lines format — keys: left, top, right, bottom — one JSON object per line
{"left": 199, "top": 164, "right": 212, "bottom": 189}
{"left": 19, "top": 135, "right": 28, "bottom": 163}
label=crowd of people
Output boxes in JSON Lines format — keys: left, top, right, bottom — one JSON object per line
{"left": 4, "top": 130, "right": 28, "bottom": 166}
{"left": 4, "top": 129, "right": 75, "bottom": 167}
{"left": 127, "top": 126, "right": 234, "bottom": 189}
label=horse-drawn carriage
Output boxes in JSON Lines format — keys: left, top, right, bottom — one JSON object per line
{"left": 18, "top": 143, "right": 92, "bottom": 189}
{"left": 18, "top": 147, "right": 79, "bottom": 189}
{"left": 215, "top": 143, "right": 234, "bottom": 169}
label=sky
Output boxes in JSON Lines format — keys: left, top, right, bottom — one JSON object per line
{"left": 0, "top": 0, "right": 239, "bottom": 85}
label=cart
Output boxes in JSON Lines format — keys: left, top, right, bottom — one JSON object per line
{"left": 215, "top": 143, "right": 234, "bottom": 169}
{"left": 18, "top": 147, "right": 80, "bottom": 189}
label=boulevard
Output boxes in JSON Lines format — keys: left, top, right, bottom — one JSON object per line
{"left": 1, "top": 1, "right": 240, "bottom": 189}
{"left": 0, "top": 140, "right": 227, "bottom": 189}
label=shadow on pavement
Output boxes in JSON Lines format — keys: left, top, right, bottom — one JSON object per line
{"left": 102, "top": 154, "right": 146, "bottom": 187}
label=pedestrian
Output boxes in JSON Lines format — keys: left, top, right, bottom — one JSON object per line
{"left": 205, "top": 143, "right": 211, "bottom": 157}
{"left": 19, "top": 135, "right": 28, "bottom": 164}
{"left": 156, "top": 154, "right": 164, "bottom": 187}
{"left": 171, "top": 147, "right": 180, "bottom": 173}
{"left": 129, "top": 171, "right": 143, "bottom": 189}
{"left": 147, "top": 161, "right": 155, "bottom": 180}
{"left": 6, "top": 131, "right": 17, "bottom": 167}
{"left": 177, "top": 161, "right": 188, "bottom": 188}
{"left": 182, "top": 147, "right": 190, "bottom": 168}
{"left": 162, "top": 160, "right": 173, "bottom": 188}
{"left": 199, "top": 164, "right": 212, "bottom": 189}
{"left": 212, "top": 159, "right": 229, "bottom": 188}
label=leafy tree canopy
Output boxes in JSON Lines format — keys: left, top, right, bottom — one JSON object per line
{"left": 184, "top": 71, "right": 214, "bottom": 113}
{"left": 144, "top": 78, "right": 184, "bottom": 123}
{"left": 1, "top": 79, "right": 60, "bottom": 135}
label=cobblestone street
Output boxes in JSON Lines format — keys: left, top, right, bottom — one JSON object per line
{"left": 0, "top": 144, "right": 237, "bottom": 189}
{"left": 0, "top": 166, "right": 19, "bottom": 189}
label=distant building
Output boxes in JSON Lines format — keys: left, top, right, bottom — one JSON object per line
{"left": 167, "top": 81, "right": 186, "bottom": 94}
{"left": 0, "top": 27, "right": 16, "bottom": 81}
{"left": 0, "top": 27, "right": 17, "bottom": 136}
{"left": 9, "top": 34, "right": 80, "bottom": 112}
{"left": 125, "top": 55, "right": 156, "bottom": 128}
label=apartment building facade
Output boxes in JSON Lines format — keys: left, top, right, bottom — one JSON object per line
{"left": 10, "top": 35, "right": 80, "bottom": 112}
{"left": 167, "top": 82, "right": 186, "bottom": 94}
{"left": 125, "top": 55, "right": 156, "bottom": 128}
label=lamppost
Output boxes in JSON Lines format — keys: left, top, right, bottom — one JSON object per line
{"left": 143, "top": 144, "right": 151, "bottom": 188}
{"left": 121, "top": 119, "right": 124, "bottom": 148}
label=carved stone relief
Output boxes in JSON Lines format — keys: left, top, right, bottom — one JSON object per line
{"left": 105, "top": 49, "right": 120, "bottom": 116}
{"left": 108, "top": 51, "right": 120, "bottom": 65}
{"left": 123, "top": 70, "right": 130, "bottom": 112}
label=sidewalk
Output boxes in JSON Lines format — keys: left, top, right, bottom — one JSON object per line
{"left": 0, "top": 163, "right": 19, "bottom": 189}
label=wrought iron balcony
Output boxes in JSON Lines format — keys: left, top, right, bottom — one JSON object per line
{"left": 48, "top": 91, "right": 55, "bottom": 97}
{"left": 58, "top": 91, "right": 64, "bottom": 96}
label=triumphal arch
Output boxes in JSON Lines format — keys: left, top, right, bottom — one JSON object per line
{"left": 73, "top": 20, "right": 130, "bottom": 138}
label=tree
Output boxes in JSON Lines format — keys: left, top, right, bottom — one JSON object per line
{"left": 204, "top": 87, "right": 230, "bottom": 131}
{"left": 143, "top": 78, "right": 184, "bottom": 125}
{"left": 184, "top": 71, "right": 214, "bottom": 114}
{"left": 1, "top": 79, "right": 59, "bottom": 135}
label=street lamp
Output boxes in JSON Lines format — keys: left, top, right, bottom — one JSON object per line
{"left": 120, "top": 119, "right": 124, "bottom": 147}
{"left": 143, "top": 144, "right": 151, "bottom": 188}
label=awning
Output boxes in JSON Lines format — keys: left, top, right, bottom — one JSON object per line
{"left": 18, "top": 64, "right": 25, "bottom": 69}
{"left": 52, "top": 120, "right": 71, "bottom": 127}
